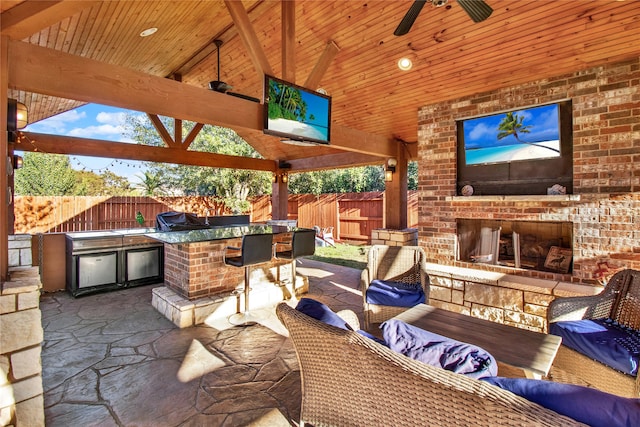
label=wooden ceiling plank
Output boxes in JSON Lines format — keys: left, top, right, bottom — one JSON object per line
{"left": 16, "top": 132, "right": 276, "bottom": 172}
{"left": 288, "top": 152, "right": 386, "bottom": 172}
{"left": 282, "top": 0, "right": 296, "bottom": 83}
{"left": 304, "top": 41, "right": 340, "bottom": 90}
{"left": 224, "top": 0, "right": 274, "bottom": 78}
{"left": 0, "top": 0, "right": 98, "bottom": 40}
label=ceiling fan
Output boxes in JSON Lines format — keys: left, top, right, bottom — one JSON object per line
{"left": 394, "top": 0, "right": 493, "bottom": 36}
{"left": 208, "top": 40, "right": 259, "bottom": 103}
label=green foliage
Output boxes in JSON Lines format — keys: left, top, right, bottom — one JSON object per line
{"left": 125, "top": 114, "right": 271, "bottom": 210}
{"left": 73, "top": 170, "right": 132, "bottom": 196}
{"left": 288, "top": 162, "right": 418, "bottom": 194}
{"left": 15, "top": 152, "right": 78, "bottom": 196}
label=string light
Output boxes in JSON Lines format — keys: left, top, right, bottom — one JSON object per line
{"left": 13, "top": 132, "right": 144, "bottom": 175}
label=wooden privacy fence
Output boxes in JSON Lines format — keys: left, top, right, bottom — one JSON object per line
{"left": 14, "top": 191, "right": 418, "bottom": 242}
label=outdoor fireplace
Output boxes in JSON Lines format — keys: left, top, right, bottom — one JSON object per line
{"left": 456, "top": 219, "right": 573, "bottom": 274}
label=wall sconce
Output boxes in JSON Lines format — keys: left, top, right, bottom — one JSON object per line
{"left": 7, "top": 98, "right": 28, "bottom": 130}
{"left": 281, "top": 173, "right": 289, "bottom": 184}
{"left": 14, "top": 155, "right": 23, "bottom": 169}
{"left": 272, "top": 173, "right": 277, "bottom": 183}
{"left": 385, "top": 158, "right": 397, "bottom": 182}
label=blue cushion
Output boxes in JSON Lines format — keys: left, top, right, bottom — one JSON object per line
{"left": 295, "top": 298, "right": 351, "bottom": 330}
{"left": 482, "top": 377, "right": 640, "bottom": 427}
{"left": 550, "top": 318, "right": 640, "bottom": 376}
{"left": 381, "top": 319, "right": 497, "bottom": 379}
{"left": 365, "top": 279, "right": 425, "bottom": 307}
{"left": 295, "top": 298, "right": 388, "bottom": 346}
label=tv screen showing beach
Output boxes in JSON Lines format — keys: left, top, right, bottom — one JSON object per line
{"left": 462, "top": 104, "right": 561, "bottom": 166}
{"left": 264, "top": 76, "right": 331, "bottom": 144}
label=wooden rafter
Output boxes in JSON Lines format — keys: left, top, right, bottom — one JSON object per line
{"left": 281, "top": 0, "right": 296, "bottom": 82}
{"left": 15, "top": 132, "right": 276, "bottom": 172}
{"left": 147, "top": 114, "right": 179, "bottom": 149}
{"left": 0, "top": 1, "right": 98, "bottom": 40}
{"left": 224, "top": 0, "right": 274, "bottom": 78}
{"left": 305, "top": 41, "right": 340, "bottom": 90}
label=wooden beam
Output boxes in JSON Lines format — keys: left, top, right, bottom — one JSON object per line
{"left": 287, "top": 152, "right": 384, "bottom": 172}
{"left": 0, "top": 1, "right": 99, "bottom": 40}
{"left": 8, "top": 40, "right": 394, "bottom": 159}
{"left": 1, "top": 35, "right": 9, "bottom": 281}
{"left": 224, "top": 0, "right": 274, "bottom": 78}
{"left": 281, "top": 0, "right": 296, "bottom": 83}
{"left": 305, "top": 41, "right": 340, "bottom": 90}
{"left": 15, "top": 132, "right": 277, "bottom": 172}
{"left": 147, "top": 114, "right": 179, "bottom": 149}
{"left": 331, "top": 124, "right": 396, "bottom": 158}
{"left": 8, "top": 40, "right": 263, "bottom": 132}
{"left": 182, "top": 123, "right": 205, "bottom": 150}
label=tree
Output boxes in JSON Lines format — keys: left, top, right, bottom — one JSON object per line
{"left": 497, "top": 112, "right": 559, "bottom": 154}
{"left": 124, "top": 114, "right": 271, "bottom": 210}
{"left": 14, "top": 152, "right": 77, "bottom": 196}
{"left": 134, "top": 171, "right": 166, "bottom": 196}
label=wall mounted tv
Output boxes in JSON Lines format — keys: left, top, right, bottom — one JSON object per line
{"left": 263, "top": 75, "right": 331, "bottom": 145}
{"left": 456, "top": 100, "right": 573, "bottom": 196}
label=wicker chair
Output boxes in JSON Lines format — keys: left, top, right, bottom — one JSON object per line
{"left": 361, "top": 245, "right": 430, "bottom": 329}
{"left": 276, "top": 302, "right": 584, "bottom": 427}
{"left": 548, "top": 268, "right": 640, "bottom": 397}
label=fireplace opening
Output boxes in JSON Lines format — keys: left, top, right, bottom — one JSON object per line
{"left": 456, "top": 219, "right": 573, "bottom": 273}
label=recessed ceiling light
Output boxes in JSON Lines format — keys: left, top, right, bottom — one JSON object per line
{"left": 140, "top": 27, "right": 158, "bottom": 37}
{"left": 398, "top": 57, "right": 413, "bottom": 71}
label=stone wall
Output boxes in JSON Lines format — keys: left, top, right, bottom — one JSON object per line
{"left": 425, "top": 263, "right": 601, "bottom": 333}
{"left": 417, "top": 57, "right": 640, "bottom": 284}
{"left": 371, "top": 228, "right": 418, "bottom": 246}
{"left": 0, "top": 265, "right": 44, "bottom": 426}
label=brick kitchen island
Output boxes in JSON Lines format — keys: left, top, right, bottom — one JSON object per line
{"left": 147, "top": 224, "right": 308, "bottom": 327}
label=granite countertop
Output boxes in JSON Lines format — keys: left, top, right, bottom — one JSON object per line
{"left": 146, "top": 224, "right": 301, "bottom": 244}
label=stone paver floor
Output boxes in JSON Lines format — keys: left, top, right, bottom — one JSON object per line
{"left": 40, "top": 259, "right": 363, "bottom": 427}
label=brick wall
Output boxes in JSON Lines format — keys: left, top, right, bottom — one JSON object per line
{"left": 417, "top": 57, "right": 640, "bottom": 284}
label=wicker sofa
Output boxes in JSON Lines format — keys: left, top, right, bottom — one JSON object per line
{"left": 548, "top": 268, "right": 640, "bottom": 398}
{"left": 360, "top": 245, "right": 430, "bottom": 329}
{"left": 276, "top": 302, "right": 586, "bottom": 427}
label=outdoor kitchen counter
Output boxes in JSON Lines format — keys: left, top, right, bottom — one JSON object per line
{"left": 145, "top": 224, "right": 306, "bottom": 300}
{"left": 144, "top": 223, "right": 298, "bottom": 244}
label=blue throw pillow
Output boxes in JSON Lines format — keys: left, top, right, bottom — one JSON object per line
{"left": 366, "top": 279, "right": 425, "bottom": 307}
{"left": 295, "top": 298, "right": 351, "bottom": 330}
{"left": 482, "top": 377, "right": 640, "bottom": 427}
{"left": 381, "top": 319, "right": 497, "bottom": 379}
{"left": 550, "top": 318, "right": 640, "bottom": 376}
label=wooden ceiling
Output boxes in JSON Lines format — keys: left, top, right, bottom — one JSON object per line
{"left": 2, "top": 0, "right": 639, "bottom": 171}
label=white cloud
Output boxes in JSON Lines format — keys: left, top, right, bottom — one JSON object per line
{"left": 468, "top": 122, "right": 493, "bottom": 141}
{"left": 26, "top": 109, "right": 86, "bottom": 134}
{"left": 96, "top": 111, "right": 127, "bottom": 125}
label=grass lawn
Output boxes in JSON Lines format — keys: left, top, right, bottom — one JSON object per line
{"left": 308, "top": 243, "right": 369, "bottom": 270}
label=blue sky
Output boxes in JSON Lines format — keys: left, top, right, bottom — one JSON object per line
{"left": 20, "top": 104, "right": 147, "bottom": 183}
{"left": 463, "top": 103, "right": 559, "bottom": 150}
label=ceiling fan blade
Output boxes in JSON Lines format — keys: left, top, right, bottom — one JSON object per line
{"left": 457, "top": 0, "right": 493, "bottom": 23}
{"left": 394, "top": 0, "right": 428, "bottom": 36}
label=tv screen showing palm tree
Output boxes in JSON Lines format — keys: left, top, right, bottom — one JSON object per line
{"left": 263, "top": 75, "right": 331, "bottom": 144}
{"left": 461, "top": 103, "right": 561, "bottom": 166}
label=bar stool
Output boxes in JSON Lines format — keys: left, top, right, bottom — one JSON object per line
{"left": 225, "top": 233, "right": 274, "bottom": 325}
{"left": 274, "top": 229, "right": 316, "bottom": 297}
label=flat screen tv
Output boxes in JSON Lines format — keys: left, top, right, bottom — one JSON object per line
{"left": 263, "top": 75, "right": 331, "bottom": 145}
{"left": 457, "top": 100, "right": 573, "bottom": 196}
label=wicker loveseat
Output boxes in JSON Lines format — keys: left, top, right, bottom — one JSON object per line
{"left": 548, "top": 268, "right": 640, "bottom": 397}
{"left": 276, "top": 302, "right": 586, "bottom": 427}
{"left": 361, "top": 245, "right": 430, "bottom": 329}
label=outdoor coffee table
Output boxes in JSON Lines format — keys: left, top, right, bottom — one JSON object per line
{"left": 393, "top": 304, "right": 562, "bottom": 379}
